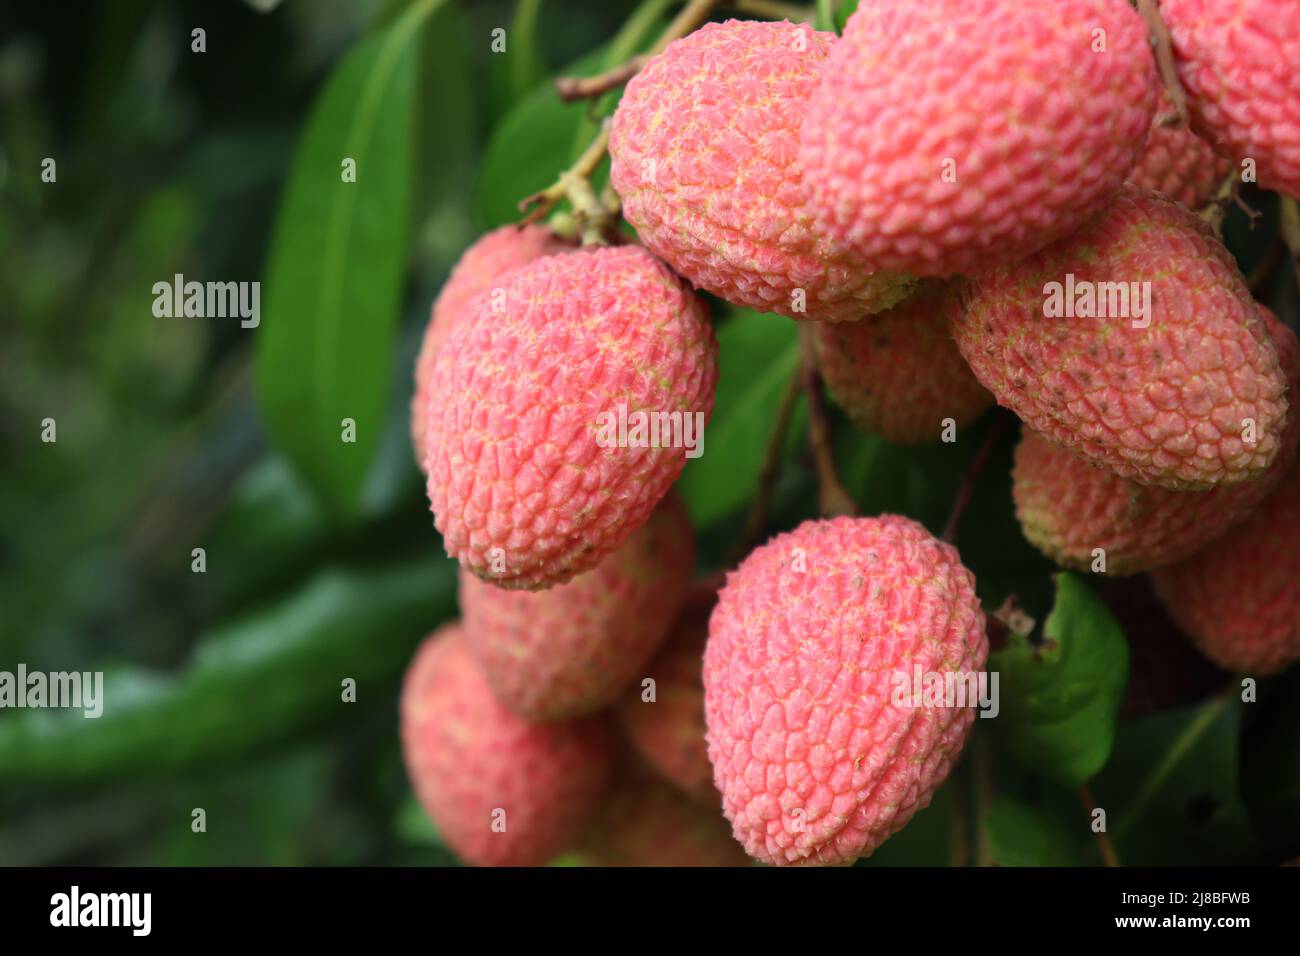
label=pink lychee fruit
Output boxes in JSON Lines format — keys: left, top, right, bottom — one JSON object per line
{"left": 460, "top": 492, "right": 695, "bottom": 721}
{"left": 424, "top": 244, "right": 717, "bottom": 590}
{"left": 813, "top": 280, "right": 994, "bottom": 444}
{"left": 1159, "top": 0, "right": 1300, "bottom": 199}
{"left": 1127, "top": 92, "right": 1232, "bottom": 208}
{"left": 799, "top": 0, "right": 1158, "bottom": 277}
{"left": 411, "top": 225, "right": 573, "bottom": 468}
{"left": 1152, "top": 465, "right": 1300, "bottom": 675}
{"left": 704, "top": 515, "right": 988, "bottom": 866}
{"left": 1012, "top": 309, "right": 1299, "bottom": 574}
{"left": 950, "top": 185, "right": 1289, "bottom": 489}
{"left": 616, "top": 585, "right": 715, "bottom": 802}
{"left": 400, "top": 623, "right": 616, "bottom": 867}
{"left": 609, "top": 19, "right": 912, "bottom": 323}
{"left": 577, "top": 762, "right": 750, "bottom": 867}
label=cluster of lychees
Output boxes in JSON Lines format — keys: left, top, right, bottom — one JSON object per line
{"left": 401, "top": 0, "right": 1300, "bottom": 867}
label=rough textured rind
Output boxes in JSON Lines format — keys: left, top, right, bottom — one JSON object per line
{"left": 1160, "top": 0, "right": 1300, "bottom": 199}
{"left": 1152, "top": 467, "right": 1300, "bottom": 675}
{"left": 617, "top": 586, "right": 715, "bottom": 802}
{"left": 704, "top": 516, "right": 988, "bottom": 866}
{"left": 400, "top": 624, "right": 615, "bottom": 867}
{"left": 609, "top": 19, "right": 912, "bottom": 322}
{"left": 424, "top": 245, "right": 718, "bottom": 589}
{"left": 577, "top": 763, "right": 750, "bottom": 867}
{"left": 1127, "top": 93, "right": 1232, "bottom": 208}
{"left": 411, "top": 225, "right": 573, "bottom": 468}
{"left": 814, "top": 281, "right": 994, "bottom": 444}
{"left": 1013, "top": 311, "right": 1299, "bottom": 573}
{"left": 799, "top": 0, "right": 1158, "bottom": 277}
{"left": 461, "top": 493, "right": 694, "bottom": 721}
{"left": 951, "top": 186, "right": 1288, "bottom": 489}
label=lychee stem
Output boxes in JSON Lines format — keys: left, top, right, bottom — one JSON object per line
{"left": 799, "top": 325, "right": 858, "bottom": 518}
{"left": 1281, "top": 198, "right": 1300, "bottom": 293}
{"left": 555, "top": 56, "right": 647, "bottom": 102}
{"left": 1137, "top": 0, "right": 1189, "bottom": 128}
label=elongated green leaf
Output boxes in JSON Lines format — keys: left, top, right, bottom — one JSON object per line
{"left": 677, "top": 310, "right": 807, "bottom": 528}
{"left": 257, "top": 0, "right": 443, "bottom": 517}
{"left": 0, "top": 558, "right": 456, "bottom": 784}
{"left": 989, "top": 573, "right": 1129, "bottom": 787}
{"left": 985, "top": 796, "right": 1083, "bottom": 866}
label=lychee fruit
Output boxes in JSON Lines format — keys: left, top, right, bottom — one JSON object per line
{"left": 616, "top": 585, "right": 715, "bottom": 802}
{"left": 1012, "top": 309, "right": 1299, "bottom": 574}
{"left": 609, "top": 19, "right": 912, "bottom": 323}
{"left": 423, "top": 244, "right": 717, "bottom": 590}
{"left": 798, "top": 0, "right": 1158, "bottom": 277}
{"left": 411, "top": 225, "right": 573, "bottom": 468}
{"left": 1152, "top": 464, "right": 1300, "bottom": 675}
{"left": 1127, "top": 92, "right": 1232, "bottom": 208}
{"left": 460, "top": 493, "right": 695, "bottom": 721}
{"left": 577, "top": 763, "right": 750, "bottom": 867}
{"left": 950, "top": 185, "right": 1289, "bottom": 489}
{"left": 704, "top": 516, "right": 988, "bottom": 866}
{"left": 1159, "top": 0, "right": 1300, "bottom": 199}
{"left": 400, "top": 624, "right": 616, "bottom": 867}
{"left": 813, "top": 280, "right": 994, "bottom": 444}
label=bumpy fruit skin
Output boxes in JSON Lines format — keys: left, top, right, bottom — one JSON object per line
{"left": 411, "top": 226, "right": 573, "bottom": 468}
{"left": 951, "top": 186, "right": 1288, "bottom": 489}
{"left": 400, "top": 624, "right": 615, "bottom": 867}
{"left": 1160, "top": 0, "right": 1300, "bottom": 199}
{"left": 460, "top": 493, "right": 694, "bottom": 721}
{"left": 616, "top": 587, "right": 715, "bottom": 801}
{"left": 578, "top": 763, "right": 750, "bottom": 867}
{"left": 704, "top": 516, "right": 988, "bottom": 866}
{"left": 1013, "top": 311, "right": 1299, "bottom": 573}
{"left": 1152, "top": 466, "right": 1300, "bottom": 675}
{"left": 424, "top": 245, "right": 717, "bottom": 590}
{"left": 813, "top": 281, "right": 993, "bottom": 444}
{"left": 609, "top": 20, "right": 911, "bottom": 323}
{"left": 1127, "top": 93, "right": 1232, "bottom": 208}
{"left": 799, "top": 0, "right": 1158, "bottom": 277}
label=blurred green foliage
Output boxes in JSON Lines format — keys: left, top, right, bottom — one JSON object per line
{"left": 1, "top": 0, "right": 1297, "bottom": 867}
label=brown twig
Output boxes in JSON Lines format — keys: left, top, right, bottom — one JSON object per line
{"left": 1078, "top": 783, "right": 1122, "bottom": 867}
{"left": 798, "top": 325, "right": 857, "bottom": 518}
{"left": 1137, "top": 0, "right": 1188, "bottom": 128}
{"left": 941, "top": 411, "right": 1010, "bottom": 545}
{"left": 555, "top": 56, "right": 646, "bottom": 102}
{"left": 732, "top": 363, "right": 802, "bottom": 562}
{"left": 1281, "top": 197, "right": 1300, "bottom": 293}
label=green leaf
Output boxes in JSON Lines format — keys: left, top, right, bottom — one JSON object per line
{"left": 989, "top": 573, "right": 1130, "bottom": 787}
{"left": 984, "top": 795, "right": 1082, "bottom": 866}
{"left": 474, "top": 45, "right": 608, "bottom": 229}
{"left": 834, "top": 0, "right": 860, "bottom": 32}
{"left": 1240, "top": 668, "right": 1300, "bottom": 855}
{"left": 677, "top": 309, "right": 806, "bottom": 528}
{"left": 257, "top": 0, "right": 444, "bottom": 518}
{"left": 487, "top": 0, "right": 546, "bottom": 123}
{"left": 0, "top": 558, "right": 457, "bottom": 784}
